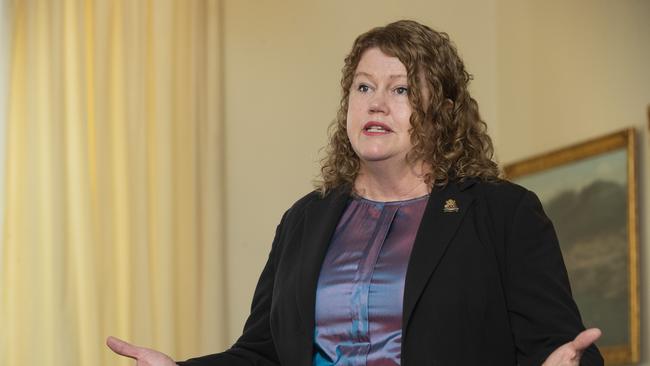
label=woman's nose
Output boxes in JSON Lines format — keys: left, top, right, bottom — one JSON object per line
{"left": 368, "top": 91, "right": 388, "bottom": 114}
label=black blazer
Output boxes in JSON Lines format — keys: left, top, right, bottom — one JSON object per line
{"left": 179, "top": 179, "right": 603, "bottom": 366}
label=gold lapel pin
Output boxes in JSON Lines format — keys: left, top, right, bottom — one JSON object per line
{"left": 443, "top": 199, "right": 459, "bottom": 213}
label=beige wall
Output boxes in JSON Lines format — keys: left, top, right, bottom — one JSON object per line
{"left": 221, "top": 0, "right": 649, "bottom": 363}
{"left": 497, "top": 1, "right": 650, "bottom": 365}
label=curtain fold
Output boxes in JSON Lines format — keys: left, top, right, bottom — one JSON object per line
{"left": 1, "top": 1, "right": 226, "bottom": 365}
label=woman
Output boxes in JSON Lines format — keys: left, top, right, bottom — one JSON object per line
{"left": 107, "top": 20, "right": 603, "bottom": 365}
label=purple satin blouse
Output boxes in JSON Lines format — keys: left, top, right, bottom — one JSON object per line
{"left": 313, "top": 195, "right": 428, "bottom": 366}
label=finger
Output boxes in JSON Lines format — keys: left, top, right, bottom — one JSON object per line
{"left": 106, "top": 336, "right": 141, "bottom": 359}
{"left": 571, "top": 328, "right": 602, "bottom": 351}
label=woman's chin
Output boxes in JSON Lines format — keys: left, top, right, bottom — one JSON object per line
{"left": 359, "top": 155, "right": 408, "bottom": 169}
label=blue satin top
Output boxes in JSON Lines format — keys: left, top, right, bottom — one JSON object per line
{"left": 312, "top": 195, "right": 429, "bottom": 366}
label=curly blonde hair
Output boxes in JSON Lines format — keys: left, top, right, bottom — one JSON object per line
{"left": 317, "top": 20, "right": 499, "bottom": 194}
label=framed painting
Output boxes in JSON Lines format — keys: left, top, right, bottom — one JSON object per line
{"left": 504, "top": 128, "right": 639, "bottom": 365}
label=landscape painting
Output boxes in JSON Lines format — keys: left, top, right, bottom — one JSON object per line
{"left": 504, "top": 129, "right": 639, "bottom": 365}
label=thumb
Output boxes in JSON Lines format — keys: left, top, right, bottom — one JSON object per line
{"left": 106, "top": 336, "right": 141, "bottom": 359}
{"left": 571, "top": 328, "right": 602, "bottom": 351}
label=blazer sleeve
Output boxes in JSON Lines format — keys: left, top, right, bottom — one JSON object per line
{"left": 504, "top": 189, "right": 603, "bottom": 366}
{"left": 177, "top": 213, "right": 286, "bottom": 366}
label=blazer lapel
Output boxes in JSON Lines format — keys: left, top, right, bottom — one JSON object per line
{"left": 402, "top": 180, "right": 476, "bottom": 331}
{"left": 296, "top": 187, "right": 350, "bottom": 335}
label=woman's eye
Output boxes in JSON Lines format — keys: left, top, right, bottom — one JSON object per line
{"left": 357, "top": 84, "right": 370, "bottom": 93}
{"left": 394, "top": 87, "right": 408, "bottom": 95}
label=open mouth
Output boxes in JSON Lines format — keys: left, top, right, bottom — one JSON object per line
{"left": 363, "top": 122, "right": 392, "bottom": 133}
{"left": 366, "top": 126, "right": 388, "bottom": 133}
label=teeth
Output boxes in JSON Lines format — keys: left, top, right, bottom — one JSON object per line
{"left": 367, "top": 126, "right": 386, "bottom": 132}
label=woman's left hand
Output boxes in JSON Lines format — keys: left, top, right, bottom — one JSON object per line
{"left": 542, "top": 328, "right": 602, "bottom": 366}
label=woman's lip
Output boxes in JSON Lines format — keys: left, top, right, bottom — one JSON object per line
{"left": 363, "top": 129, "right": 391, "bottom": 136}
{"left": 362, "top": 121, "right": 392, "bottom": 136}
{"left": 362, "top": 121, "right": 392, "bottom": 131}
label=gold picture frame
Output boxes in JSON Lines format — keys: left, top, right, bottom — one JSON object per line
{"left": 504, "top": 129, "right": 639, "bottom": 365}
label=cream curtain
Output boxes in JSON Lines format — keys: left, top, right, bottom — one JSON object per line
{"left": 0, "top": 1, "right": 9, "bottom": 261}
{"left": 0, "top": 1, "right": 226, "bottom": 365}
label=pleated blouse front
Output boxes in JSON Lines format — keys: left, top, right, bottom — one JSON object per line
{"left": 312, "top": 194, "right": 428, "bottom": 366}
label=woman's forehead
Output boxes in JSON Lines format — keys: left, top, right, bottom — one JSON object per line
{"left": 354, "top": 48, "right": 407, "bottom": 79}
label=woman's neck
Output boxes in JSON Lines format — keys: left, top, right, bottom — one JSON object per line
{"left": 354, "top": 161, "right": 431, "bottom": 202}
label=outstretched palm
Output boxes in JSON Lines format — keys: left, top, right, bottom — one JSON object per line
{"left": 107, "top": 329, "right": 601, "bottom": 366}
{"left": 542, "top": 328, "right": 602, "bottom": 366}
{"left": 106, "top": 336, "right": 177, "bottom": 366}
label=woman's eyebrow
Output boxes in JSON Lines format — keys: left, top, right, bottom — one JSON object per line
{"left": 353, "top": 71, "right": 373, "bottom": 79}
{"left": 353, "top": 71, "right": 407, "bottom": 79}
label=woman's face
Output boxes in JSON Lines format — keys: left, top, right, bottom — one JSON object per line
{"left": 347, "top": 48, "right": 414, "bottom": 169}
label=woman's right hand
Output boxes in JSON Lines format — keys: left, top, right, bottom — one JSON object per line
{"left": 106, "top": 336, "right": 177, "bottom": 366}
